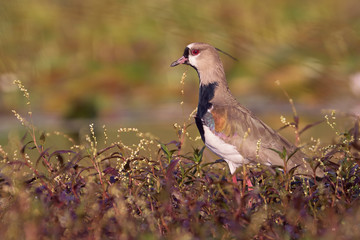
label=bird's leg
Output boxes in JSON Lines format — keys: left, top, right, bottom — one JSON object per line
{"left": 246, "top": 178, "right": 253, "bottom": 190}
{"left": 242, "top": 164, "right": 253, "bottom": 191}
{"left": 232, "top": 174, "right": 238, "bottom": 183}
{"left": 242, "top": 164, "right": 254, "bottom": 209}
{"left": 242, "top": 164, "right": 246, "bottom": 192}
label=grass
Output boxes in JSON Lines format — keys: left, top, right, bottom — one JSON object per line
{"left": 0, "top": 81, "right": 359, "bottom": 239}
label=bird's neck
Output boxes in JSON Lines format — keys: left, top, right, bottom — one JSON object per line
{"left": 196, "top": 67, "right": 234, "bottom": 119}
{"left": 197, "top": 63, "right": 226, "bottom": 86}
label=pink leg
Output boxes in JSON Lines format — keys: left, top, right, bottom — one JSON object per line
{"left": 246, "top": 177, "right": 253, "bottom": 191}
{"left": 232, "top": 173, "right": 253, "bottom": 189}
{"left": 232, "top": 171, "right": 254, "bottom": 208}
{"left": 242, "top": 165, "right": 253, "bottom": 191}
{"left": 232, "top": 174, "right": 238, "bottom": 183}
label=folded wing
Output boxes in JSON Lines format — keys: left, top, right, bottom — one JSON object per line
{"left": 204, "top": 104, "right": 321, "bottom": 176}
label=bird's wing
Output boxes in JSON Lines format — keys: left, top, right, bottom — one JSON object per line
{"left": 203, "top": 103, "right": 315, "bottom": 175}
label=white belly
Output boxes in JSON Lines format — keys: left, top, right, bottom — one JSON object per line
{"left": 203, "top": 125, "right": 248, "bottom": 174}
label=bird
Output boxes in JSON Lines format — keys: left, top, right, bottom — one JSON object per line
{"left": 170, "top": 42, "right": 323, "bottom": 181}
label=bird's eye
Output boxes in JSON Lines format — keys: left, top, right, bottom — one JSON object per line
{"left": 192, "top": 49, "right": 200, "bottom": 55}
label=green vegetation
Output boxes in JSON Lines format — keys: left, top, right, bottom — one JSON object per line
{"left": 0, "top": 82, "right": 359, "bottom": 239}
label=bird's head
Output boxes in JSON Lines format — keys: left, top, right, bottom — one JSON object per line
{"left": 170, "top": 42, "right": 222, "bottom": 72}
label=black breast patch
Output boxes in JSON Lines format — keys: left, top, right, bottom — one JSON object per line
{"left": 195, "top": 82, "right": 218, "bottom": 142}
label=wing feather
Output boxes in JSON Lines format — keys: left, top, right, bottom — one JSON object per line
{"left": 207, "top": 103, "right": 321, "bottom": 176}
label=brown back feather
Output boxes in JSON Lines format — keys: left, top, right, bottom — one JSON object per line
{"left": 210, "top": 103, "right": 323, "bottom": 177}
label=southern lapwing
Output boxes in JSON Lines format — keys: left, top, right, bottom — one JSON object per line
{"left": 170, "top": 42, "right": 323, "bottom": 181}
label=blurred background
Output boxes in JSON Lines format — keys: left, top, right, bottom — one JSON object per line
{"left": 0, "top": 0, "right": 360, "bottom": 146}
